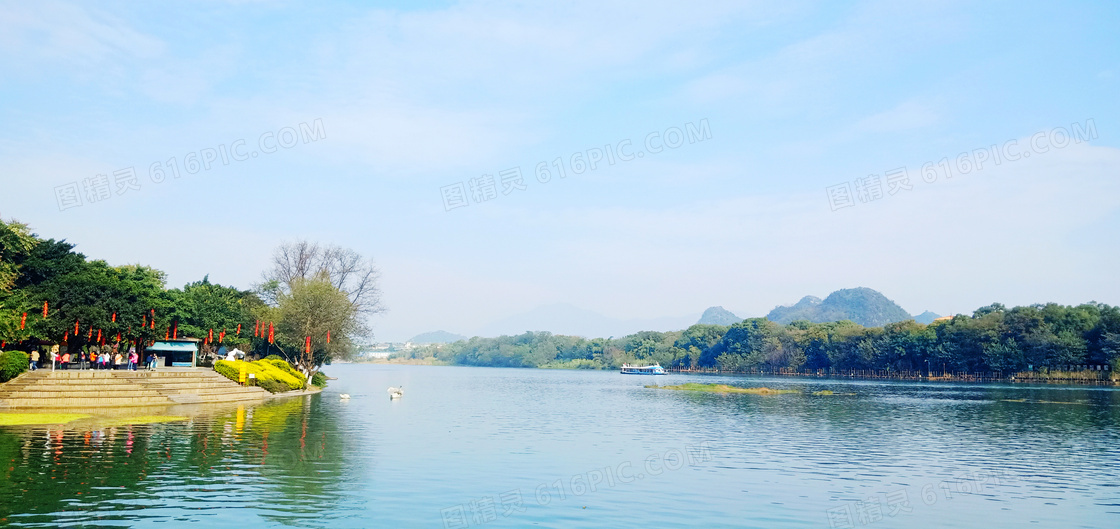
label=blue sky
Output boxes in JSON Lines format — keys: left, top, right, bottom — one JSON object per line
{"left": 1, "top": 0, "right": 1118, "bottom": 341}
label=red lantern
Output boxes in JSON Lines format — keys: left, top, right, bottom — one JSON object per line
{"left": 75, "top": 320, "right": 80, "bottom": 335}
{"left": 96, "top": 329, "right": 102, "bottom": 343}
{"left": 20, "top": 313, "right": 27, "bottom": 330}
{"left": 43, "top": 301, "right": 49, "bottom": 318}
{"left": 172, "top": 322, "right": 177, "bottom": 339}
{"left": 305, "top": 336, "right": 312, "bottom": 354}
{"left": 165, "top": 327, "right": 170, "bottom": 340}
{"left": 220, "top": 330, "right": 226, "bottom": 344}
{"left": 208, "top": 329, "right": 213, "bottom": 342}
{"left": 268, "top": 322, "right": 274, "bottom": 344}
{"left": 327, "top": 330, "right": 331, "bottom": 344}
{"left": 236, "top": 324, "right": 241, "bottom": 336}
{"left": 111, "top": 312, "right": 117, "bottom": 323}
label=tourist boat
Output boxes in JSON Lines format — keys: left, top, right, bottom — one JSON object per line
{"left": 621, "top": 364, "right": 666, "bottom": 375}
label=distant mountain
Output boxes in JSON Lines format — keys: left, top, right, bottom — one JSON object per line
{"left": 473, "top": 303, "right": 696, "bottom": 339}
{"left": 409, "top": 330, "right": 466, "bottom": 344}
{"left": 766, "top": 287, "right": 913, "bottom": 327}
{"left": 697, "top": 306, "right": 742, "bottom": 326}
{"left": 912, "top": 310, "right": 942, "bottom": 324}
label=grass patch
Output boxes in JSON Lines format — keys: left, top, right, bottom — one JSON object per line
{"left": 646, "top": 383, "right": 799, "bottom": 395}
{"left": 0, "top": 413, "right": 91, "bottom": 426}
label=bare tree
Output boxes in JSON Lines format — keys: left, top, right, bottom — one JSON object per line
{"left": 258, "top": 241, "right": 385, "bottom": 317}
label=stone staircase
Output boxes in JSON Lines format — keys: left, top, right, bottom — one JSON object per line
{"left": 0, "top": 369, "right": 271, "bottom": 408}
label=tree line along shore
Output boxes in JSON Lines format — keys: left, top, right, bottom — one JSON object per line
{"left": 398, "top": 302, "right": 1120, "bottom": 382}
{"left": 0, "top": 218, "right": 381, "bottom": 387}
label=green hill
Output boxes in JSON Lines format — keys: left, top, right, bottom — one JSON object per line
{"left": 766, "top": 287, "right": 913, "bottom": 327}
{"left": 697, "top": 306, "right": 742, "bottom": 326}
{"left": 913, "top": 310, "right": 942, "bottom": 324}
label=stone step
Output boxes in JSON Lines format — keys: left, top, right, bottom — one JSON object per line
{"left": 12, "top": 389, "right": 166, "bottom": 398}
{"left": 183, "top": 387, "right": 269, "bottom": 396}
{"left": 14, "top": 379, "right": 145, "bottom": 387}
{"left": 2, "top": 395, "right": 174, "bottom": 407}
{"left": 115, "top": 371, "right": 228, "bottom": 379}
{"left": 0, "top": 368, "right": 282, "bottom": 408}
{"left": 144, "top": 383, "right": 253, "bottom": 391}
{"left": 195, "top": 392, "right": 268, "bottom": 403}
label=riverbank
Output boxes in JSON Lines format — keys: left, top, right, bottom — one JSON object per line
{"left": 0, "top": 368, "right": 277, "bottom": 409}
{"left": 366, "top": 361, "right": 1120, "bottom": 387}
{"left": 666, "top": 366, "right": 1120, "bottom": 386}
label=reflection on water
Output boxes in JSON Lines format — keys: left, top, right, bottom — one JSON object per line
{"left": 0, "top": 397, "right": 354, "bottom": 528}
{"left": 1, "top": 366, "right": 1118, "bottom": 528}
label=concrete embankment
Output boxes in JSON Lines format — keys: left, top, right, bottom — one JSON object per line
{"left": 0, "top": 369, "right": 275, "bottom": 408}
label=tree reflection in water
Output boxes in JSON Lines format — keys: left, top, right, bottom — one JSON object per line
{"left": 0, "top": 394, "right": 352, "bottom": 527}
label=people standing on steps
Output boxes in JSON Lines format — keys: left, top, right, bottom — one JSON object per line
{"left": 30, "top": 349, "right": 39, "bottom": 370}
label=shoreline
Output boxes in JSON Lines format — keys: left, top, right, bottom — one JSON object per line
{"left": 348, "top": 361, "right": 1120, "bottom": 388}
{"left": 0, "top": 368, "right": 326, "bottom": 411}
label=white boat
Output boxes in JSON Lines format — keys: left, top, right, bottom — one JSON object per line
{"left": 388, "top": 386, "right": 403, "bottom": 399}
{"left": 621, "top": 364, "right": 666, "bottom": 375}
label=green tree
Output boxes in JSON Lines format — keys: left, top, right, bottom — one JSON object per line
{"left": 268, "top": 274, "right": 361, "bottom": 376}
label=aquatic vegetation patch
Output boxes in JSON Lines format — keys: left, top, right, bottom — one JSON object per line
{"left": 1000, "top": 399, "right": 1087, "bottom": 406}
{"left": 0, "top": 413, "right": 91, "bottom": 426}
{"left": 812, "top": 390, "right": 857, "bottom": 396}
{"left": 646, "top": 383, "right": 799, "bottom": 395}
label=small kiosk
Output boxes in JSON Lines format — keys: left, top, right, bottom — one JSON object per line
{"left": 147, "top": 339, "right": 200, "bottom": 367}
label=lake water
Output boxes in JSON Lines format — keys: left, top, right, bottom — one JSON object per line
{"left": 2, "top": 364, "right": 1119, "bottom": 528}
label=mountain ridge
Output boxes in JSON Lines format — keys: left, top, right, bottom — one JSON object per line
{"left": 766, "top": 287, "right": 914, "bottom": 327}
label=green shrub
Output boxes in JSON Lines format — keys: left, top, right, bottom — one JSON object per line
{"left": 263, "top": 354, "right": 285, "bottom": 361}
{"left": 213, "top": 360, "right": 239, "bottom": 381}
{"left": 257, "top": 379, "right": 290, "bottom": 393}
{"left": 0, "top": 350, "right": 29, "bottom": 382}
{"left": 311, "top": 371, "right": 327, "bottom": 388}
{"left": 260, "top": 358, "right": 307, "bottom": 385}
{"left": 214, "top": 359, "right": 306, "bottom": 392}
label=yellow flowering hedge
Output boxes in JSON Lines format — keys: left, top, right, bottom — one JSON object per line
{"left": 214, "top": 359, "right": 305, "bottom": 392}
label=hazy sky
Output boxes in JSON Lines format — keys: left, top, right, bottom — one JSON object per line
{"left": 1, "top": 1, "right": 1118, "bottom": 342}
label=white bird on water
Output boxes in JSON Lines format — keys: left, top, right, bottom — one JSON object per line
{"left": 388, "top": 386, "right": 403, "bottom": 399}
{"left": 339, "top": 393, "right": 351, "bottom": 400}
